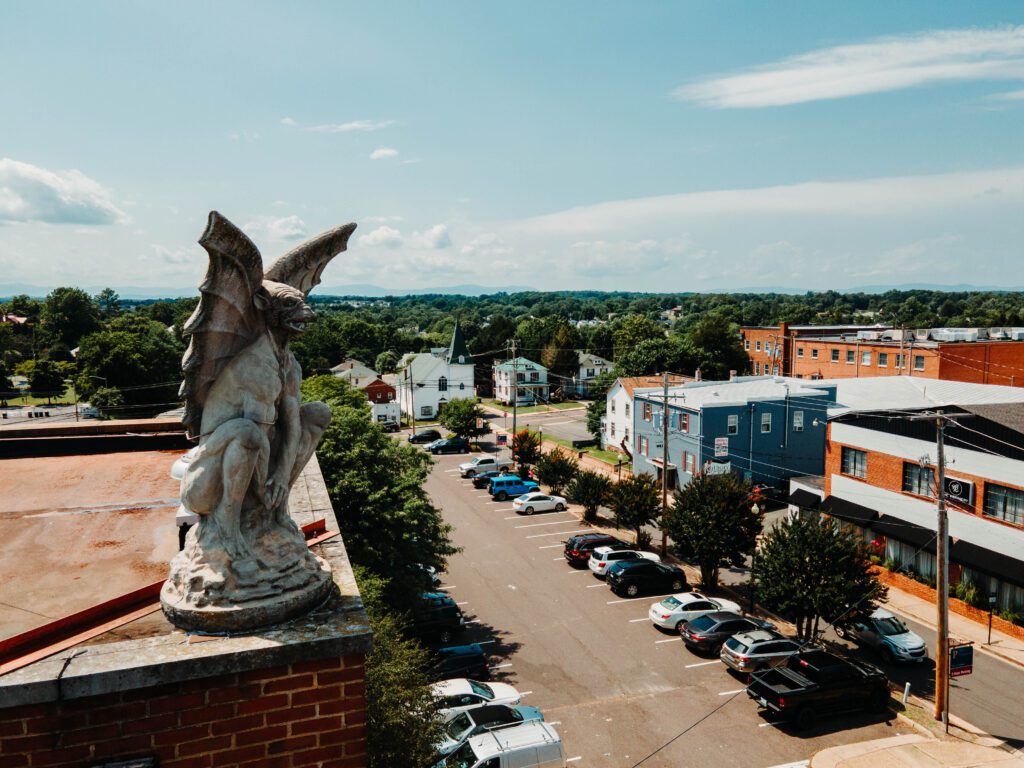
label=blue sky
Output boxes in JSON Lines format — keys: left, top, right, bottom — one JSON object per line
{"left": 1, "top": 1, "right": 1023, "bottom": 294}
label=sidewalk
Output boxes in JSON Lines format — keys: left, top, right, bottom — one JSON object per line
{"left": 811, "top": 734, "right": 1024, "bottom": 768}
{"left": 884, "top": 584, "right": 1024, "bottom": 669}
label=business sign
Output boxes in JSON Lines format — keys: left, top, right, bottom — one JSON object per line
{"left": 714, "top": 437, "right": 729, "bottom": 458}
{"left": 944, "top": 477, "right": 975, "bottom": 507}
{"left": 496, "top": 433, "right": 508, "bottom": 446}
{"left": 705, "top": 460, "right": 731, "bottom": 476}
{"left": 950, "top": 642, "right": 973, "bottom": 678}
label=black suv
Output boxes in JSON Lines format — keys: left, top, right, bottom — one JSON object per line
{"left": 606, "top": 559, "right": 689, "bottom": 598}
{"left": 409, "top": 428, "right": 442, "bottom": 444}
{"left": 563, "top": 533, "right": 630, "bottom": 567}
{"left": 429, "top": 437, "right": 470, "bottom": 455}
{"left": 410, "top": 592, "right": 465, "bottom": 644}
{"left": 432, "top": 644, "right": 490, "bottom": 681}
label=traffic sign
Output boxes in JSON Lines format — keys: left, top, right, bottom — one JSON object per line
{"left": 714, "top": 437, "right": 728, "bottom": 457}
{"left": 950, "top": 642, "right": 973, "bottom": 677}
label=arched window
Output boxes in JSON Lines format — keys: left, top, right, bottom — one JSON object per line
{"left": 438, "top": 376, "right": 448, "bottom": 392}
{"left": 459, "top": 382, "right": 465, "bottom": 390}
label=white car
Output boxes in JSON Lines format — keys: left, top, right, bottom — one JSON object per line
{"left": 588, "top": 546, "right": 660, "bottom": 578}
{"left": 648, "top": 592, "right": 743, "bottom": 632}
{"left": 433, "top": 678, "right": 522, "bottom": 717}
{"left": 511, "top": 492, "right": 567, "bottom": 515}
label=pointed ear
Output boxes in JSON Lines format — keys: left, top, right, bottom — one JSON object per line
{"left": 254, "top": 286, "right": 270, "bottom": 311}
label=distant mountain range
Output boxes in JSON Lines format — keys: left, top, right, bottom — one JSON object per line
{"left": 1, "top": 281, "right": 1021, "bottom": 301}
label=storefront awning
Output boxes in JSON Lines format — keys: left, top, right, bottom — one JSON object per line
{"left": 789, "top": 489, "right": 822, "bottom": 510}
{"left": 821, "top": 496, "right": 878, "bottom": 526}
{"left": 870, "top": 515, "right": 935, "bottom": 550}
{"left": 952, "top": 540, "right": 1024, "bottom": 589}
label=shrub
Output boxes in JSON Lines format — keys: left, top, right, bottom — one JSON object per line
{"left": 534, "top": 446, "right": 579, "bottom": 494}
{"left": 567, "top": 470, "right": 611, "bottom": 522}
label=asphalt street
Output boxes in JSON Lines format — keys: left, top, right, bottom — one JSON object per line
{"left": 424, "top": 450, "right": 908, "bottom": 768}
{"left": 486, "top": 406, "right": 593, "bottom": 445}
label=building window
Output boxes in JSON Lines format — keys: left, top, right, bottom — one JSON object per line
{"left": 861, "top": 351, "right": 871, "bottom": 366}
{"left": 797, "top": 347, "right": 804, "bottom": 358}
{"left": 625, "top": 403, "right": 630, "bottom": 417}
{"left": 902, "top": 463, "right": 935, "bottom": 498}
{"left": 420, "top": 406, "right": 432, "bottom": 417}
{"left": 643, "top": 402, "right": 652, "bottom": 421}
{"left": 878, "top": 352, "right": 888, "bottom": 368}
{"left": 841, "top": 446, "right": 867, "bottom": 479}
{"left": 586, "top": 368, "right": 595, "bottom": 377}
{"left": 755, "top": 341, "right": 762, "bottom": 351}
{"left": 744, "top": 339, "right": 750, "bottom": 350}
{"left": 530, "top": 371, "right": 539, "bottom": 382}
{"left": 793, "top": 411, "right": 804, "bottom": 432}
{"left": 460, "top": 382, "right": 465, "bottom": 390}
{"left": 438, "top": 376, "right": 448, "bottom": 392}
{"left": 914, "top": 355, "right": 925, "bottom": 371}
{"left": 772, "top": 366, "right": 779, "bottom": 376}
{"left": 727, "top": 414, "right": 738, "bottom": 435}
{"left": 611, "top": 401, "right": 616, "bottom": 413}
{"left": 984, "top": 483, "right": 1024, "bottom": 525}
{"left": 812, "top": 348, "right": 819, "bottom": 359}
{"left": 831, "top": 349, "right": 840, "bottom": 362}
{"left": 760, "top": 412, "right": 772, "bottom": 433}
{"left": 754, "top": 363, "right": 760, "bottom": 375}
{"left": 679, "top": 413, "right": 689, "bottom": 432}
{"left": 686, "top": 453, "right": 695, "bottom": 474}
{"left": 610, "top": 423, "right": 616, "bottom": 437}
{"left": 845, "top": 350, "right": 855, "bottom": 364}
{"left": 766, "top": 342, "right": 773, "bottom": 353}
{"left": 516, "top": 372, "right": 525, "bottom": 382}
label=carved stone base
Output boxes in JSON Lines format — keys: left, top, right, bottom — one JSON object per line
{"left": 161, "top": 508, "right": 333, "bottom": 633}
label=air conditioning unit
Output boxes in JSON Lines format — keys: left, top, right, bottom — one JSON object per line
{"left": 856, "top": 331, "right": 882, "bottom": 341}
{"left": 1008, "top": 328, "right": 1024, "bottom": 341}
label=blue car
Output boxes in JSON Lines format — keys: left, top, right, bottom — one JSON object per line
{"left": 488, "top": 475, "right": 540, "bottom": 501}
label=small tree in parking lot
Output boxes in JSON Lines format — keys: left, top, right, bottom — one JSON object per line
{"left": 609, "top": 473, "right": 661, "bottom": 549}
{"left": 438, "top": 397, "right": 484, "bottom": 440}
{"left": 512, "top": 429, "right": 541, "bottom": 469}
{"left": 567, "top": 469, "right": 611, "bottom": 522}
{"left": 662, "top": 471, "right": 762, "bottom": 590}
{"left": 534, "top": 446, "right": 579, "bottom": 494}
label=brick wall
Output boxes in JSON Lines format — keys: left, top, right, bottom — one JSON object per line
{"left": 0, "top": 654, "right": 366, "bottom": 768}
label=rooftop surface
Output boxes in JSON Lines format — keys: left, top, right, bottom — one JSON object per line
{"left": 823, "top": 375, "right": 1024, "bottom": 414}
{"left": 637, "top": 375, "right": 832, "bottom": 409}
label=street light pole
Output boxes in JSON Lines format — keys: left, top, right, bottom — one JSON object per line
{"left": 934, "top": 416, "right": 950, "bottom": 726}
{"left": 660, "top": 371, "right": 669, "bottom": 558}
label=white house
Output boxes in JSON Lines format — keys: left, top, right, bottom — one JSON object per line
{"left": 602, "top": 374, "right": 689, "bottom": 452}
{"left": 331, "top": 359, "right": 378, "bottom": 388}
{"left": 396, "top": 322, "right": 476, "bottom": 420}
{"left": 575, "top": 352, "right": 613, "bottom": 396}
{"left": 493, "top": 357, "right": 549, "bottom": 406}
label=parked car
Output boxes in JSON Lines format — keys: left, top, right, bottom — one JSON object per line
{"left": 720, "top": 629, "right": 802, "bottom": 673}
{"left": 436, "top": 705, "right": 545, "bottom": 758}
{"left": 379, "top": 419, "right": 401, "bottom": 433}
{"left": 512, "top": 492, "right": 567, "bottom": 515}
{"left": 836, "top": 607, "right": 928, "bottom": 663}
{"left": 430, "top": 437, "right": 471, "bottom": 455}
{"left": 648, "top": 592, "right": 743, "bottom": 633}
{"left": 410, "top": 428, "right": 443, "bottom": 444}
{"left": 489, "top": 476, "right": 540, "bottom": 501}
{"left": 438, "top": 721, "right": 564, "bottom": 768}
{"left": 606, "top": 559, "right": 688, "bottom": 598}
{"left": 410, "top": 592, "right": 465, "bottom": 644}
{"left": 472, "top": 469, "right": 511, "bottom": 489}
{"left": 746, "top": 649, "right": 890, "bottom": 730}
{"left": 459, "top": 455, "right": 514, "bottom": 477}
{"left": 434, "top": 679, "right": 522, "bottom": 717}
{"left": 679, "top": 611, "right": 776, "bottom": 655}
{"left": 563, "top": 533, "right": 630, "bottom": 568}
{"left": 404, "top": 563, "right": 441, "bottom": 589}
{"left": 588, "top": 546, "right": 661, "bottom": 578}
{"left": 432, "top": 644, "right": 490, "bottom": 681}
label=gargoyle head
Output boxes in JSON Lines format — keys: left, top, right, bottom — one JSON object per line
{"left": 256, "top": 280, "right": 315, "bottom": 337}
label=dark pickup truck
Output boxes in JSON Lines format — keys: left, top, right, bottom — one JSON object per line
{"left": 746, "top": 649, "right": 890, "bottom": 729}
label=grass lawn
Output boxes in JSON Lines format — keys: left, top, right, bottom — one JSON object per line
{"left": 4, "top": 385, "right": 76, "bottom": 407}
{"left": 481, "top": 399, "right": 548, "bottom": 415}
{"left": 548, "top": 401, "right": 586, "bottom": 410}
{"left": 539, "top": 433, "right": 623, "bottom": 467}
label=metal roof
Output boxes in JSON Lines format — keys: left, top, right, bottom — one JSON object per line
{"left": 822, "top": 376, "right": 1024, "bottom": 415}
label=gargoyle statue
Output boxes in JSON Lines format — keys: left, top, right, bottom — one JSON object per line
{"left": 160, "top": 211, "right": 356, "bottom": 633}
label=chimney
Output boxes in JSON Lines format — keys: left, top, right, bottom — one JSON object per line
{"left": 695, "top": 368, "right": 702, "bottom": 382}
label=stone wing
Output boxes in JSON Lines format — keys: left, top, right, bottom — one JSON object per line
{"left": 264, "top": 222, "right": 356, "bottom": 297}
{"left": 179, "top": 211, "right": 266, "bottom": 439}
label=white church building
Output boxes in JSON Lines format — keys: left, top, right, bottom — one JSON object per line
{"left": 397, "top": 321, "right": 476, "bottom": 420}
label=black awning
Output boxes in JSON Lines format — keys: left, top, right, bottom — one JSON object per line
{"left": 871, "top": 515, "right": 936, "bottom": 549}
{"left": 821, "top": 496, "right": 879, "bottom": 526}
{"left": 789, "top": 489, "right": 822, "bottom": 510}
{"left": 952, "top": 540, "right": 1024, "bottom": 588}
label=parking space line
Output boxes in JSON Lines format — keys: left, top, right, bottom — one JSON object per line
{"left": 538, "top": 544, "right": 563, "bottom": 549}
{"left": 456, "top": 601, "right": 468, "bottom": 606}
{"left": 655, "top": 638, "right": 677, "bottom": 644}
{"left": 629, "top": 618, "right": 648, "bottom": 623}
{"left": 566, "top": 758, "right": 582, "bottom": 764}
{"left": 586, "top": 583, "right": 606, "bottom": 588}
{"left": 519, "top": 690, "right": 533, "bottom": 696}
{"left": 526, "top": 530, "right": 586, "bottom": 539}
{"left": 566, "top": 569, "right": 589, "bottom": 573}
{"left": 718, "top": 689, "right": 745, "bottom": 696}
{"left": 492, "top": 663, "right": 512, "bottom": 669}
{"left": 515, "top": 520, "right": 575, "bottom": 529}
{"left": 553, "top": 556, "right": 564, "bottom": 560}
{"left": 758, "top": 721, "right": 783, "bottom": 729}
{"left": 607, "top": 592, "right": 673, "bottom": 605}
{"left": 444, "top": 469, "right": 461, "bottom": 473}
{"left": 685, "top": 660, "right": 721, "bottom": 668}
{"left": 477, "top": 640, "right": 497, "bottom": 645}
{"left": 505, "top": 512, "right": 570, "bottom": 520}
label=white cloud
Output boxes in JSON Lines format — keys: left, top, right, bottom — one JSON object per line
{"left": 357, "top": 225, "right": 404, "bottom": 248}
{"left": 309, "top": 119, "right": 395, "bottom": 133}
{"left": 518, "top": 166, "right": 1024, "bottom": 237}
{"left": 280, "top": 117, "right": 298, "bottom": 126}
{"left": 364, "top": 214, "right": 403, "bottom": 224}
{"left": 0, "top": 158, "right": 127, "bottom": 225}
{"left": 243, "top": 215, "right": 308, "bottom": 241}
{"left": 409, "top": 223, "right": 451, "bottom": 249}
{"left": 675, "top": 26, "right": 1024, "bottom": 108}
{"left": 569, "top": 238, "right": 690, "bottom": 276}
{"left": 370, "top": 147, "right": 399, "bottom": 160}
{"left": 991, "top": 88, "right": 1024, "bottom": 100}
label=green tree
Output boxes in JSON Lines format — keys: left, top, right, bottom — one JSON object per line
{"left": 609, "top": 473, "right": 661, "bottom": 549}
{"left": 662, "top": 472, "right": 762, "bottom": 590}
{"left": 512, "top": 429, "right": 541, "bottom": 469}
{"left": 355, "top": 566, "right": 445, "bottom": 768}
{"left": 0, "top": 361, "right": 16, "bottom": 406}
{"left": 541, "top": 324, "right": 580, "bottom": 382}
{"left": 300, "top": 375, "right": 369, "bottom": 412}
{"left": 375, "top": 350, "right": 399, "bottom": 374}
{"left": 438, "top": 397, "right": 484, "bottom": 439}
{"left": 40, "top": 287, "right": 101, "bottom": 348}
{"left": 534, "top": 446, "right": 579, "bottom": 494}
{"left": 29, "top": 359, "right": 65, "bottom": 403}
{"left": 89, "top": 386, "right": 126, "bottom": 417}
{"left": 752, "top": 514, "right": 887, "bottom": 641}
{"left": 684, "top": 313, "right": 750, "bottom": 380}
{"left": 585, "top": 398, "right": 605, "bottom": 442}
{"left": 567, "top": 469, "right": 611, "bottom": 522}
{"left": 613, "top": 315, "right": 663, "bottom": 358}
{"left": 94, "top": 288, "right": 122, "bottom": 319}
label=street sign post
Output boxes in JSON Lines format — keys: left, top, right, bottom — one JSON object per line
{"left": 949, "top": 642, "right": 973, "bottom": 678}
{"left": 714, "top": 437, "right": 728, "bottom": 458}
{"left": 988, "top": 593, "right": 997, "bottom": 645}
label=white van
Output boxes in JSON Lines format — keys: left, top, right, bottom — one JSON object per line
{"left": 440, "top": 720, "right": 564, "bottom": 768}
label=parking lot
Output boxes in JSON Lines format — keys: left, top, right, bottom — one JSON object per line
{"left": 423, "top": 450, "right": 907, "bottom": 768}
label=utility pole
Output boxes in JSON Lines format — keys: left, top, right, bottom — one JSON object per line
{"left": 934, "top": 415, "right": 949, "bottom": 725}
{"left": 660, "top": 371, "right": 669, "bottom": 557}
{"left": 511, "top": 339, "right": 518, "bottom": 440}
{"left": 408, "top": 366, "right": 416, "bottom": 436}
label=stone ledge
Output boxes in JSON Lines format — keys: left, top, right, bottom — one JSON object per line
{"left": 0, "top": 454, "right": 372, "bottom": 709}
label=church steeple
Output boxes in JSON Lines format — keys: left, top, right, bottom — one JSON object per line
{"left": 447, "top": 319, "right": 471, "bottom": 365}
